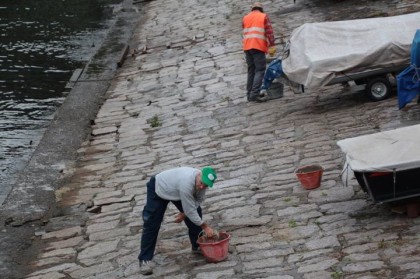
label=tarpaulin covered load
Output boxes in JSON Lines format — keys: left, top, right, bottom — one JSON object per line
{"left": 282, "top": 12, "right": 420, "bottom": 90}
{"left": 397, "top": 29, "right": 420, "bottom": 109}
{"left": 337, "top": 124, "right": 420, "bottom": 172}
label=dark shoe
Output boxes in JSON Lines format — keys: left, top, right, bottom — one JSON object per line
{"left": 248, "top": 95, "right": 257, "bottom": 102}
{"left": 255, "top": 96, "right": 268, "bottom": 102}
{"left": 139, "top": 260, "right": 153, "bottom": 275}
{"left": 248, "top": 95, "right": 267, "bottom": 103}
{"left": 192, "top": 246, "right": 202, "bottom": 255}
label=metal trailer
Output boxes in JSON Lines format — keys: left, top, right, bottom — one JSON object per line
{"left": 353, "top": 169, "right": 420, "bottom": 203}
{"left": 324, "top": 63, "right": 409, "bottom": 102}
{"left": 338, "top": 124, "right": 420, "bottom": 203}
{"left": 281, "top": 12, "right": 420, "bottom": 101}
{"left": 273, "top": 46, "right": 410, "bottom": 102}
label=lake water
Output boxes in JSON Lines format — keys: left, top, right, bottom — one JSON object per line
{"left": 0, "top": 0, "right": 122, "bottom": 201}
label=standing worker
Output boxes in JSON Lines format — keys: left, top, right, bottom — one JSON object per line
{"left": 242, "top": 2, "right": 276, "bottom": 102}
{"left": 138, "top": 166, "right": 217, "bottom": 275}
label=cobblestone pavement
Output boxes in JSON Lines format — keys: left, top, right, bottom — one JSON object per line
{"left": 24, "top": 0, "right": 420, "bottom": 278}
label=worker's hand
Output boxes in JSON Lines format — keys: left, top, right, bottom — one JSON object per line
{"left": 268, "top": 46, "right": 277, "bottom": 57}
{"left": 203, "top": 225, "right": 214, "bottom": 238}
{"left": 174, "top": 212, "right": 186, "bottom": 223}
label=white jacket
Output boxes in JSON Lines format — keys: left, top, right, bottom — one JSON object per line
{"left": 155, "top": 167, "right": 206, "bottom": 226}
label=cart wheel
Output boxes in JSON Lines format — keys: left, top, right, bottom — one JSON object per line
{"left": 366, "top": 77, "right": 391, "bottom": 101}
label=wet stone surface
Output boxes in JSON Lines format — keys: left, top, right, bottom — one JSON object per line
{"left": 5, "top": 0, "right": 420, "bottom": 278}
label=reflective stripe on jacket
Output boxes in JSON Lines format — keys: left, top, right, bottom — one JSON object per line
{"left": 242, "top": 11, "right": 269, "bottom": 53}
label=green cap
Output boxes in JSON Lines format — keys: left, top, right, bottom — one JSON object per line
{"left": 201, "top": 166, "right": 217, "bottom": 188}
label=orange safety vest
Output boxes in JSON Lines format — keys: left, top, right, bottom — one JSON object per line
{"left": 242, "top": 11, "right": 269, "bottom": 53}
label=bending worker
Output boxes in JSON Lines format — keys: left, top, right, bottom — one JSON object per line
{"left": 138, "top": 166, "right": 217, "bottom": 275}
{"left": 242, "top": 2, "right": 276, "bottom": 102}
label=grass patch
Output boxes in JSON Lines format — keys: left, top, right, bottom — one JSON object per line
{"left": 148, "top": 114, "right": 162, "bottom": 128}
{"left": 331, "top": 270, "right": 343, "bottom": 279}
{"left": 288, "top": 220, "right": 297, "bottom": 228}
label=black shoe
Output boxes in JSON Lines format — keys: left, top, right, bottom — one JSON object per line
{"left": 248, "top": 95, "right": 267, "bottom": 103}
{"left": 253, "top": 96, "right": 268, "bottom": 102}
{"left": 248, "top": 95, "right": 256, "bottom": 102}
{"left": 192, "top": 246, "right": 202, "bottom": 255}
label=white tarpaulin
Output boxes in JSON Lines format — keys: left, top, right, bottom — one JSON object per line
{"left": 282, "top": 12, "right": 420, "bottom": 89}
{"left": 337, "top": 124, "right": 420, "bottom": 172}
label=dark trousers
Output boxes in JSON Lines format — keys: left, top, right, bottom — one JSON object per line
{"left": 245, "top": 49, "right": 267, "bottom": 100}
{"left": 138, "top": 176, "right": 202, "bottom": 261}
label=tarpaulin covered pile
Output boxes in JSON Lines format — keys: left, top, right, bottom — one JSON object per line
{"left": 397, "top": 29, "right": 420, "bottom": 109}
{"left": 337, "top": 124, "right": 420, "bottom": 173}
{"left": 337, "top": 125, "right": 420, "bottom": 202}
{"left": 282, "top": 12, "right": 420, "bottom": 90}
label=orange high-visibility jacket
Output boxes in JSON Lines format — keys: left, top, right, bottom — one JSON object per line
{"left": 242, "top": 11, "right": 269, "bottom": 53}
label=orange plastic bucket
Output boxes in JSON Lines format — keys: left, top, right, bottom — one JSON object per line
{"left": 295, "top": 165, "right": 323, "bottom": 190}
{"left": 197, "top": 232, "right": 231, "bottom": 263}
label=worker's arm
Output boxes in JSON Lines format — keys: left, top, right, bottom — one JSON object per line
{"left": 180, "top": 190, "right": 214, "bottom": 237}
{"left": 264, "top": 15, "right": 275, "bottom": 46}
{"left": 175, "top": 211, "right": 214, "bottom": 237}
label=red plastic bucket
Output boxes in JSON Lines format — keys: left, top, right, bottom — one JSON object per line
{"left": 295, "top": 165, "right": 323, "bottom": 190}
{"left": 197, "top": 232, "right": 231, "bottom": 263}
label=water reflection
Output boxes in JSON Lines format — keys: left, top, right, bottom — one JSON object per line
{"left": 0, "top": 0, "right": 121, "bottom": 195}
